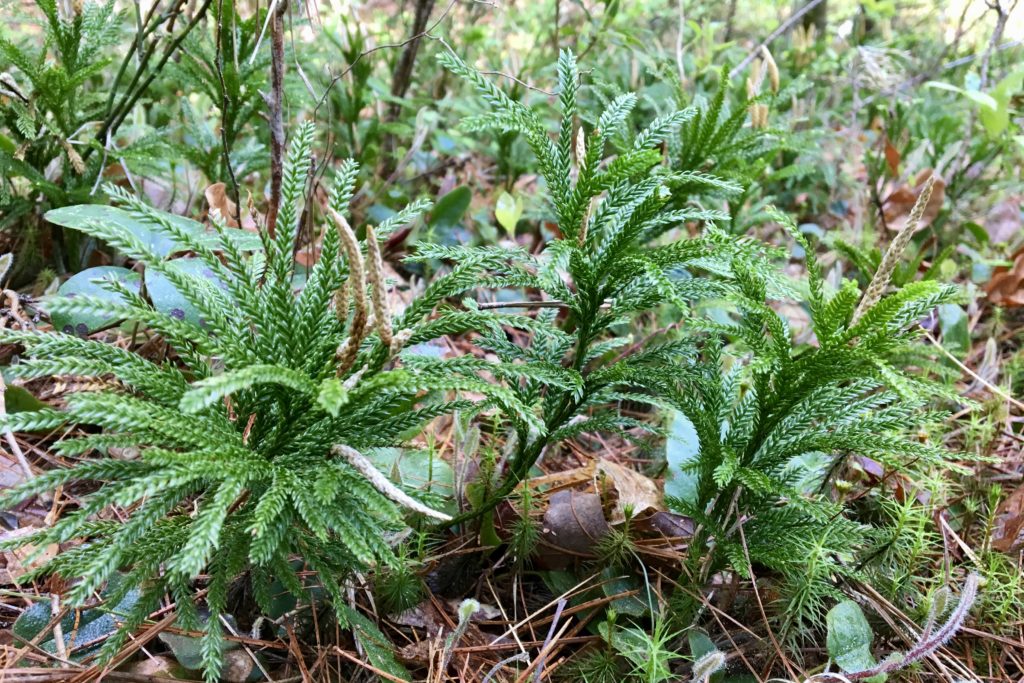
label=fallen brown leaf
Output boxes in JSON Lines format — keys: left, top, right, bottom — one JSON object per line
{"left": 597, "top": 460, "right": 663, "bottom": 524}
{"left": 883, "top": 169, "right": 945, "bottom": 232}
{"left": 883, "top": 137, "right": 900, "bottom": 177}
{"left": 645, "top": 511, "right": 695, "bottom": 540}
{"left": 205, "top": 183, "right": 260, "bottom": 231}
{"left": 985, "top": 195, "right": 1022, "bottom": 245}
{"left": 992, "top": 484, "right": 1024, "bottom": 554}
{"left": 1, "top": 537, "right": 58, "bottom": 584}
{"left": 985, "top": 247, "right": 1024, "bottom": 307}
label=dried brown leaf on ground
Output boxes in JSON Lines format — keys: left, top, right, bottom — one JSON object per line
{"left": 0, "top": 453, "right": 26, "bottom": 489}
{"left": 393, "top": 599, "right": 494, "bottom": 677}
{"left": 205, "top": 183, "right": 260, "bottom": 231}
{"left": 985, "top": 195, "right": 1022, "bottom": 244}
{"left": 540, "top": 490, "right": 609, "bottom": 563}
{"left": 125, "top": 655, "right": 186, "bottom": 677}
{"left": 991, "top": 484, "right": 1024, "bottom": 554}
{"left": 883, "top": 169, "right": 945, "bottom": 232}
{"left": 645, "top": 511, "right": 695, "bottom": 540}
{"left": 597, "top": 460, "right": 663, "bottom": 524}
{"left": 0, "top": 529, "right": 57, "bottom": 585}
{"left": 883, "top": 136, "right": 901, "bottom": 176}
{"left": 985, "top": 247, "right": 1024, "bottom": 307}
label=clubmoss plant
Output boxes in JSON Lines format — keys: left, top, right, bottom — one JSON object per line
{"left": 0, "top": 122, "right": 534, "bottom": 680}
{"left": 436, "top": 48, "right": 786, "bottom": 526}
{"left": 666, "top": 205, "right": 961, "bottom": 636}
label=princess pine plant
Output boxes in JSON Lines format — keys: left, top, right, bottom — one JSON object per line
{"left": 434, "top": 48, "right": 784, "bottom": 524}
{"left": 667, "top": 198, "right": 962, "bottom": 639}
{"left": 0, "top": 121, "right": 536, "bottom": 679}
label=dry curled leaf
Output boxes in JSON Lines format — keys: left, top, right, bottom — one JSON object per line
{"left": 883, "top": 137, "right": 900, "bottom": 176}
{"left": 883, "top": 169, "right": 945, "bottom": 232}
{"left": 985, "top": 247, "right": 1024, "bottom": 308}
{"left": 645, "top": 511, "right": 695, "bottom": 539}
{"left": 597, "top": 460, "right": 663, "bottom": 524}
{"left": 992, "top": 485, "right": 1024, "bottom": 554}
{"left": 126, "top": 656, "right": 187, "bottom": 678}
{"left": 205, "top": 183, "right": 260, "bottom": 231}
{"left": 1, "top": 538, "right": 59, "bottom": 584}
{"left": 397, "top": 639, "right": 435, "bottom": 666}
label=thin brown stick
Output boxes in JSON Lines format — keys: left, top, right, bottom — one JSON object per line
{"left": 924, "top": 332, "right": 1024, "bottom": 411}
{"left": 0, "top": 670, "right": 200, "bottom": 683}
{"left": 332, "top": 647, "right": 410, "bottom": 683}
{"left": 387, "top": 0, "right": 438, "bottom": 118}
{"left": 737, "top": 523, "right": 802, "bottom": 682}
{"left": 312, "top": 0, "right": 458, "bottom": 116}
{"left": 729, "top": 0, "right": 826, "bottom": 79}
{"left": 0, "top": 374, "right": 33, "bottom": 481}
{"left": 93, "top": 0, "right": 213, "bottom": 152}
{"left": 49, "top": 595, "right": 68, "bottom": 668}
{"left": 264, "top": 0, "right": 288, "bottom": 238}
{"left": 69, "top": 612, "right": 178, "bottom": 683}
{"left": 979, "top": 0, "right": 1017, "bottom": 89}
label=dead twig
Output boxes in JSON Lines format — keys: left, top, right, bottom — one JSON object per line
{"left": 0, "top": 373, "right": 33, "bottom": 481}
{"left": 263, "top": 0, "right": 288, "bottom": 238}
{"left": 729, "top": 0, "right": 826, "bottom": 79}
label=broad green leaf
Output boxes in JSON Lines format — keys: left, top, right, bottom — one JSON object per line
{"left": 962, "top": 221, "right": 989, "bottom": 246}
{"left": 5, "top": 384, "right": 46, "bottom": 413}
{"left": 599, "top": 567, "right": 649, "bottom": 617}
{"left": 601, "top": 623, "right": 648, "bottom": 657}
{"left": 926, "top": 78, "right": 1018, "bottom": 138}
{"left": 45, "top": 205, "right": 261, "bottom": 257}
{"left": 826, "top": 600, "right": 884, "bottom": 681}
{"left": 494, "top": 191, "right": 524, "bottom": 235}
{"left": 12, "top": 574, "right": 141, "bottom": 662}
{"left": 936, "top": 303, "right": 969, "bottom": 354}
{"left": 368, "top": 447, "right": 455, "bottom": 503}
{"left": 159, "top": 614, "right": 240, "bottom": 670}
{"left": 689, "top": 629, "right": 728, "bottom": 683}
{"left": 664, "top": 411, "right": 700, "bottom": 504}
{"left": 688, "top": 628, "right": 717, "bottom": 659}
{"left": 427, "top": 186, "right": 472, "bottom": 244}
{"left": 978, "top": 103, "right": 1009, "bottom": 138}
{"left": 961, "top": 89, "right": 999, "bottom": 111}
{"left": 49, "top": 266, "right": 140, "bottom": 336}
{"left": 924, "top": 81, "right": 970, "bottom": 97}
{"left": 2, "top": 370, "right": 46, "bottom": 413}
{"left": 337, "top": 605, "right": 412, "bottom": 682}
{"left": 144, "top": 258, "right": 226, "bottom": 328}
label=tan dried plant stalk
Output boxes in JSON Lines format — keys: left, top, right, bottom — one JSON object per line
{"left": 760, "top": 46, "right": 780, "bottom": 94}
{"left": 333, "top": 278, "right": 350, "bottom": 325}
{"left": 333, "top": 444, "right": 451, "bottom": 520}
{"left": 328, "top": 207, "right": 368, "bottom": 375}
{"left": 61, "top": 140, "right": 86, "bottom": 175}
{"left": 745, "top": 49, "right": 778, "bottom": 129}
{"left": 364, "top": 225, "right": 394, "bottom": 349}
{"left": 852, "top": 174, "right": 937, "bottom": 324}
